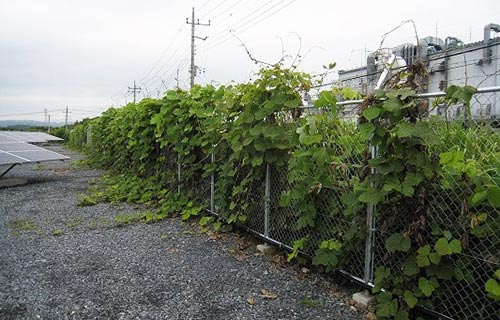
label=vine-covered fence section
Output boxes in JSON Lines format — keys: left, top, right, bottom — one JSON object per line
{"left": 69, "top": 66, "right": 500, "bottom": 320}
{"left": 197, "top": 92, "right": 500, "bottom": 320}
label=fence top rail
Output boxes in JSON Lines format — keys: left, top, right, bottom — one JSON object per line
{"left": 301, "top": 85, "right": 500, "bottom": 109}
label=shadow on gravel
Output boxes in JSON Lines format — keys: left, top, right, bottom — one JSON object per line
{"left": 0, "top": 303, "right": 28, "bottom": 320}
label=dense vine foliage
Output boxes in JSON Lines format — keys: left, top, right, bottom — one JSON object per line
{"left": 69, "top": 63, "right": 499, "bottom": 319}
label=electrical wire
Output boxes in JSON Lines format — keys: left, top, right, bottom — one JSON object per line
{"left": 198, "top": 0, "right": 228, "bottom": 20}
{"left": 200, "top": 0, "right": 290, "bottom": 51}
{"left": 143, "top": 0, "right": 291, "bottom": 94}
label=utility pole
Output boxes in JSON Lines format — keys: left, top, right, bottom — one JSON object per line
{"left": 44, "top": 108, "right": 48, "bottom": 123}
{"left": 186, "top": 7, "right": 210, "bottom": 88}
{"left": 175, "top": 69, "right": 180, "bottom": 89}
{"left": 64, "top": 106, "right": 69, "bottom": 131}
{"left": 48, "top": 115, "right": 51, "bottom": 133}
{"left": 128, "top": 81, "right": 142, "bottom": 104}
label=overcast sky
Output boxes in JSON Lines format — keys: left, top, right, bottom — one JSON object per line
{"left": 1, "top": 0, "right": 499, "bottom": 122}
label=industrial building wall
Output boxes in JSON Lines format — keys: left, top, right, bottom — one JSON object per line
{"left": 337, "top": 40, "right": 499, "bottom": 119}
{"left": 428, "top": 42, "right": 499, "bottom": 118}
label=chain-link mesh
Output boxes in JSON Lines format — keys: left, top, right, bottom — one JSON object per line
{"left": 427, "top": 92, "right": 499, "bottom": 319}
{"left": 203, "top": 90, "right": 499, "bottom": 320}
{"left": 370, "top": 93, "right": 500, "bottom": 319}
{"left": 243, "top": 172, "right": 266, "bottom": 235}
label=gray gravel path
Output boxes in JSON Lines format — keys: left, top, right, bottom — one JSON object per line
{"left": 0, "top": 145, "right": 366, "bottom": 320}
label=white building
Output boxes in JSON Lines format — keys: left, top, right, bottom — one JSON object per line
{"left": 338, "top": 23, "right": 500, "bottom": 119}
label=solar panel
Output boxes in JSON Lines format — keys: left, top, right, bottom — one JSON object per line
{"left": 0, "top": 134, "right": 22, "bottom": 144}
{"left": 0, "top": 131, "right": 64, "bottom": 143}
{"left": 0, "top": 143, "right": 43, "bottom": 152}
{"left": 35, "top": 132, "right": 64, "bottom": 141}
{"left": 0, "top": 151, "right": 29, "bottom": 164}
{"left": 0, "top": 141, "right": 69, "bottom": 166}
{"left": 1, "top": 131, "right": 47, "bottom": 143}
{"left": 10, "top": 150, "right": 69, "bottom": 162}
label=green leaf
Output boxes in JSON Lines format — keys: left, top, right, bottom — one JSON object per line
{"left": 403, "top": 258, "right": 419, "bottom": 276}
{"left": 287, "top": 237, "right": 307, "bottom": 262}
{"left": 434, "top": 238, "right": 449, "bottom": 256}
{"left": 398, "top": 88, "right": 416, "bottom": 100}
{"left": 363, "top": 107, "right": 381, "bottom": 120}
{"left": 401, "top": 173, "right": 422, "bottom": 196}
{"left": 376, "top": 291, "right": 393, "bottom": 304}
{"left": 382, "top": 175, "right": 401, "bottom": 192}
{"left": 439, "top": 150, "right": 464, "bottom": 166}
{"left": 199, "top": 216, "right": 213, "bottom": 226}
{"left": 418, "top": 277, "right": 436, "bottom": 297}
{"left": 284, "top": 98, "right": 301, "bottom": 108}
{"left": 404, "top": 290, "right": 418, "bottom": 308}
{"left": 385, "top": 233, "right": 411, "bottom": 253}
{"left": 429, "top": 252, "right": 441, "bottom": 265}
{"left": 374, "top": 267, "right": 391, "bottom": 283}
{"left": 297, "top": 213, "right": 316, "bottom": 229}
{"left": 315, "top": 91, "right": 337, "bottom": 108}
{"left": 445, "top": 85, "right": 477, "bottom": 110}
{"left": 359, "top": 122, "right": 375, "bottom": 136}
{"left": 487, "top": 186, "right": 500, "bottom": 207}
{"left": 249, "top": 124, "right": 263, "bottom": 136}
{"left": 376, "top": 298, "right": 398, "bottom": 317}
{"left": 416, "top": 254, "right": 430, "bottom": 268}
{"left": 454, "top": 268, "right": 465, "bottom": 281}
{"left": 417, "top": 245, "right": 431, "bottom": 256}
{"left": 240, "top": 112, "right": 254, "bottom": 124}
{"left": 448, "top": 239, "right": 462, "bottom": 254}
{"left": 443, "top": 230, "right": 452, "bottom": 240}
{"left": 250, "top": 155, "right": 263, "bottom": 167}
{"left": 416, "top": 245, "right": 431, "bottom": 267}
{"left": 312, "top": 248, "right": 338, "bottom": 270}
{"left": 395, "top": 310, "right": 410, "bottom": 320}
{"left": 485, "top": 279, "right": 500, "bottom": 297}
{"left": 471, "top": 190, "right": 488, "bottom": 205}
{"left": 300, "top": 134, "right": 322, "bottom": 146}
{"left": 382, "top": 97, "right": 402, "bottom": 112}
{"left": 374, "top": 89, "right": 386, "bottom": 99}
{"left": 358, "top": 188, "right": 385, "bottom": 204}
{"left": 166, "top": 90, "right": 179, "bottom": 100}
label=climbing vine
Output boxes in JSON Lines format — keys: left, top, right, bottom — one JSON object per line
{"left": 69, "top": 62, "right": 499, "bottom": 319}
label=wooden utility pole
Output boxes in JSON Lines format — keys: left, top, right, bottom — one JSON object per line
{"left": 186, "top": 7, "right": 210, "bottom": 88}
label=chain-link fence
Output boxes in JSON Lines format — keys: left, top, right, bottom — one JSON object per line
{"left": 174, "top": 87, "right": 499, "bottom": 320}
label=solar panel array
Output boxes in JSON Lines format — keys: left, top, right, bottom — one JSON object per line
{"left": 0, "top": 131, "right": 64, "bottom": 143}
{"left": 0, "top": 131, "right": 69, "bottom": 167}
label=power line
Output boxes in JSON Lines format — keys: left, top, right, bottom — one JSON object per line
{"left": 0, "top": 109, "right": 61, "bottom": 117}
{"left": 204, "top": 0, "right": 296, "bottom": 52}
{"left": 142, "top": 1, "right": 280, "bottom": 93}
{"left": 197, "top": 0, "right": 214, "bottom": 11}
{"left": 209, "top": 0, "right": 246, "bottom": 21}
{"left": 199, "top": 0, "right": 287, "bottom": 51}
{"left": 198, "top": 0, "right": 228, "bottom": 20}
{"left": 140, "top": 24, "right": 189, "bottom": 86}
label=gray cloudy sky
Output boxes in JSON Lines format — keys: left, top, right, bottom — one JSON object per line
{"left": 1, "top": 0, "right": 499, "bottom": 122}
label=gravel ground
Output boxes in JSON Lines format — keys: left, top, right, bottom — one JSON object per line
{"left": 0, "top": 145, "right": 366, "bottom": 320}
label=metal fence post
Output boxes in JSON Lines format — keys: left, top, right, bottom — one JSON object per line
{"left": 364, "top": 144, "right": 377, "bottom": 286}
{"left": 86, "top": 125, "right": 92, "bottom": 145}
{"left": 210, "top": 153, "right": 215, "bottom": 213}
{"left": 264, "top": 164, "right": 271, "bottom": 237}
{"left": 177, "top": 154, "right": 181, "bottom": 195}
